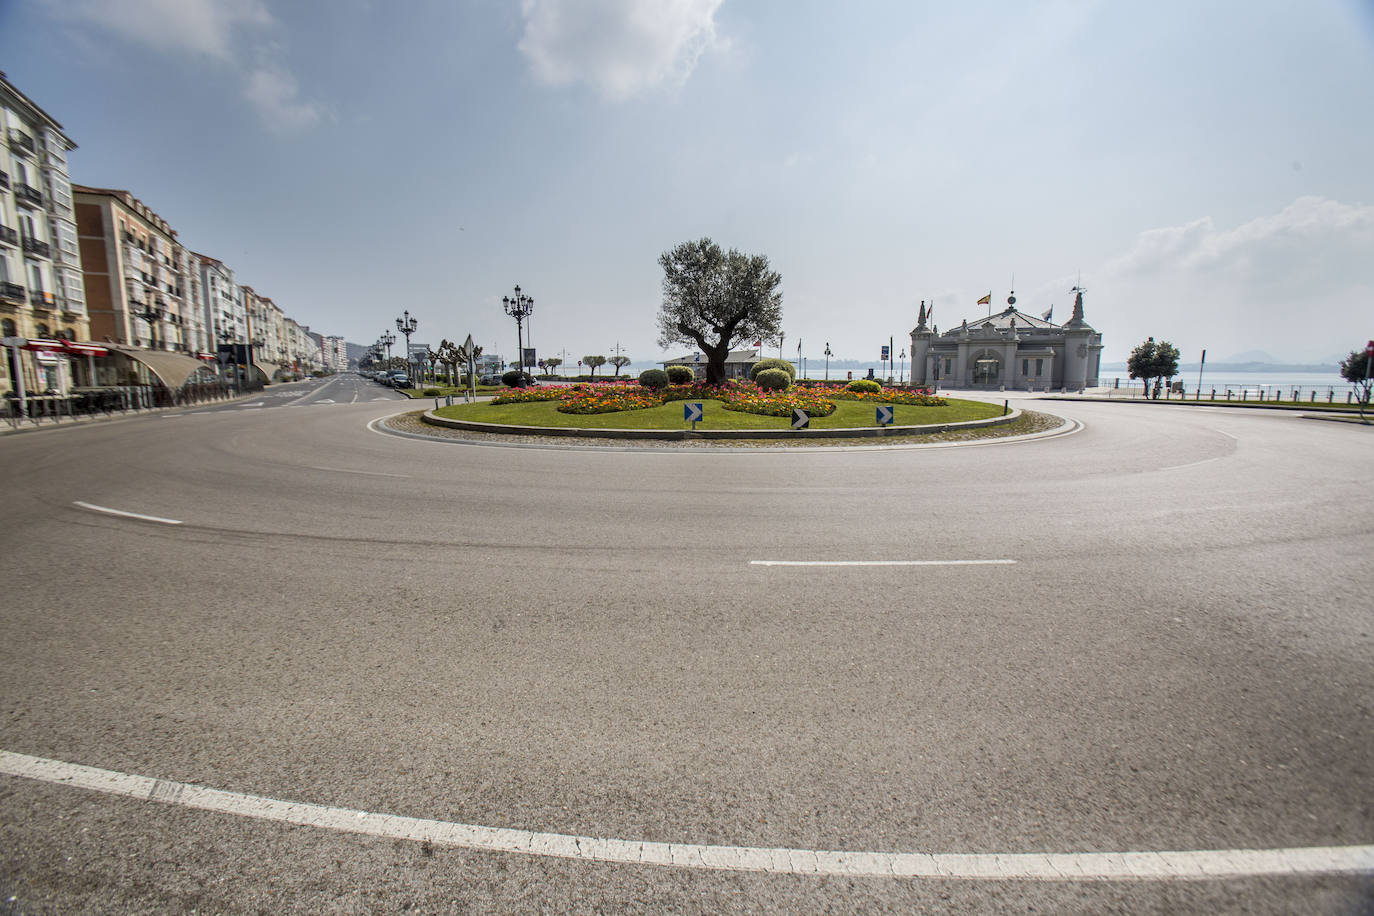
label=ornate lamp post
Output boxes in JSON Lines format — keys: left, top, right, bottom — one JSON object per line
{"left": 824, "top": 342, "right": 832, "bottom": 382}
{"left": 396, "top": 310, "right": 418, "bottom": 381}
{"left": 502, "top": 285, "right": 534, "bottom": 378}
{"left": 900, "top": 348, "right": 906, "bottom": 385}
{"left": 134, "top": 302, "right": 161, "bottom": 351}
{"left": 380, "top": 331, "right": 395, "bottom": 370}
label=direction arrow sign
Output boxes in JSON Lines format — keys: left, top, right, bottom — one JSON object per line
{"left": 876, "top": 405, "right": 894, "bottom": 426}
{"left": 791, "top": 408, "right": 809, "bottom": 429}
{"left": 684, "top": 402, "right": 704, "bottom": 422}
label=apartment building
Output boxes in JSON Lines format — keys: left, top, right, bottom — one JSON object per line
{"left": 195, "top": 253, "right": 245, "bottom": 349}
{"left": 1, "top": 71, "right": 88, "bottom": 393}
{"left": 74, "top": 184, "right": 197, "bottom": 355}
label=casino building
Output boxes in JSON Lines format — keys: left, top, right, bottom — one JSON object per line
{"left": 910, "top": 288, "right": 1102, "bottom": 391}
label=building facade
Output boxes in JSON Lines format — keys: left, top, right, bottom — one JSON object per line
{"left": 910, "top": 289, "right": 1103, "bottom": 391}
{"left": 2, "top": 71, "right": 88, "bottom": 393}
{"left": 74, "top": 184, "right": 198, "bottom": 354}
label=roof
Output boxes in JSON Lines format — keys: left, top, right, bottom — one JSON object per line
{"left": 103, "top": 344, "right": 219, "bottom": 389}
{"left": 939, "top": 305, "right": 1060, "bottom": 337}
{"left": 0, "top": 71, "right": 75, "bottom": 146}
{"left": 662, "top": 349, "right": 765, "bottom": 365}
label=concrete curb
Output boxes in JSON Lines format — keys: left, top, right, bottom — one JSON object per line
{"left": 1043, "top": 395, "right": 1365, "bottom": 415}
{"left": 421, "top": 407, "right": 1021, "bottom": 440}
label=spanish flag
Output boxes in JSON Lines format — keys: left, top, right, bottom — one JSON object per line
{"left": 976, "top": 292, "right": 991, "bottom": 306}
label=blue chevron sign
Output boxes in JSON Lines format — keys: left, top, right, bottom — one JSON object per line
{"left": 876, "top": 405, "right": 894, "bottom": 426}
{"left": 684, "top": 402, "right": 704, "bottom": 423}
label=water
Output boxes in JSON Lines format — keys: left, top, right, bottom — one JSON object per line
{"left": 1098, "top": 371, "right": 1361, "bottom": 402}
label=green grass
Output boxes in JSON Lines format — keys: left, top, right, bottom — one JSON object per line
{"left": 433, "top": 397, "right": 1005, "bottom": 430}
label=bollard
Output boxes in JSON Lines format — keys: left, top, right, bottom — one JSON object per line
{"left": 1211, "top": 388, "right": 1216, "bottom": 400}
{"left": 1003, "top": 399, "right": 1009, "bottom": 416}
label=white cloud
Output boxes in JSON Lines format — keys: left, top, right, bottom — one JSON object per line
{"left": 518, "top": 0, "right": 725, "bottom": 100}
{"left": 242, "top": 65, "right": 322, "bottom": 131}
{"left": 1091, "top": 197, "right": 1374, "bottom": 361}
{"left": 42, "top": 0, "right": 320, "bottom": 133}
{"left": 44, "top": 0, "right": 273, "bottom": 59}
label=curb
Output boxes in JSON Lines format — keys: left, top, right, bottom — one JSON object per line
{"left": 420, "top": 407, "right": 1021, "bottom": 440}
{"left": 1043, "top": 395, "right": 1365, "bottom": 414}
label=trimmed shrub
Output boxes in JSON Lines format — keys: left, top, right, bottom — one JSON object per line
{"left": 422, "top": 388, "right": 442, "bottom": 396}
{"left": 638, "top": 368, "right": 669, "bottom": 390}
{"left": 846, "top": 378, "right": 881, "bottom": 393}
{"left": 665, "top": 364, "right": 696, "bottom": 384}
{"left": 750, "top": 358, "right": 797, "bottom": 381}
{"left": 755, "top": 368, "right": 791, "bottom": 391}
{"left": 500, "top": 369, "right": 525, "bottom": 388}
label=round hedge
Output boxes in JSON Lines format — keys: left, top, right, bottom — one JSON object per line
{"left": 638, "top": 368, "right": 669, "bottom": 390}
{"left": 750, "top": 358, "right": 796, "bottom": 381}
{"left": 755, "top": 368, "right": 791, "bottom": 391}
{"left": 665, "top": 364, "right": 696, "bottom": 384}
{"left": 846, "top": 378, "right": 881, "bottom": 393}
{"left": 501, "top": 369, "right": 526, "bottom": 388}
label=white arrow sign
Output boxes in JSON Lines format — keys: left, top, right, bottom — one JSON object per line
{"left": 684, "top": 402, "right": 703, "bottom": 422}
{"left": 791, "top": 408, "right": 809, "bottom": 429}
{"left": 876, "top": 405, "right": 894, "bottom": 426}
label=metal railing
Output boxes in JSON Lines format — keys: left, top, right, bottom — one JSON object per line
{"left": 3, "top": 383, "right": 238, "bottom": 429}
{"left": 1099, "top": 379, "right": 1364, "bottom": 405}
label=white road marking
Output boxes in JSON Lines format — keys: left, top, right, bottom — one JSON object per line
{"left": 1216, "top": 429, "right": 1239, "bottom": 441}
{"left": 307, "top": 465, "right": 411, "bottom": 479}
{"left": 1160, "top": 456, "right": 1223, "bottom": 472}
{"left": 1, "top": 750, "right": 1368, "bottom": 880}
{"left": 72, "top": 501, "right": 183, "bottom": 526}
{"left": 751, "top": 559, "right": 1016, "bottom": 567}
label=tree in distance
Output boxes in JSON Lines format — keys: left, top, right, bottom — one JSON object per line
{"left": 656, "top": 237, "right": 783, "bottom": 386}
{"left": 1339, "top": 346, "right": 1373, "bottom": 421}
{"left": 609, "top": 354, "right": 632, "bottom": 376}
{"left": 543, "top": 356, "right": 562, "bottom": 376}
{"left": 1127, "top": 336, "right": 1181, "bottom": 399}
{"left": 583, "top": 354, "right": 607, "bottom": 379}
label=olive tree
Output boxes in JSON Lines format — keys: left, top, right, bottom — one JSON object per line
{"left": 583, "top": 355, "right": 606, "bottom": 379}
{"left": 609, "top": 355, "right": 632, "bottom": 376}
{"left": 1339, "top": 346, "right": 1373, "bottom": 421}
{"left": 656, "top": 238, "right": 783, "bottom": 386}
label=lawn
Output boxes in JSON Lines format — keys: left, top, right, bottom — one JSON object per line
{"left": 432, "top": 397, "right": 1005, "bottom": 430}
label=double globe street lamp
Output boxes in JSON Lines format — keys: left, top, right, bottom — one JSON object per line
{"left": 380, "top": 331, "right": 395, "bottom": 370}
{"left": 396, "top": 310, "right": 418, "bottom": 382}
{"left": 502, "top": 285, "right": 533, "bottom": 379}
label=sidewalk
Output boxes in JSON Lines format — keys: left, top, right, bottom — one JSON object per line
{"left": 1, "top": 390, "right": 254, "bottom": 437}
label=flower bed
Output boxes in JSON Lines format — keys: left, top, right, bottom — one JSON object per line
{"left": 487, "top": 379, "right": 937, "bottom": 417}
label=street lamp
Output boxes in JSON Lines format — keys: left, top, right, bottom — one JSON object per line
{"left": 380, "top": 331, "right": 395, "bottom": 370}
{"left": 396, "top": 310, "right": 418, "bottom": 381}
{"left": 900, "top": 349, "right": 906, "bottom": 385}
{"left": 134, "top": 301, "right": 161, "bottom": 351}
{"left": 824, "top": 342, "right": 832, "bottom": 382}
{"left": 502, "top": 285, "right": 534, "bottom": 379}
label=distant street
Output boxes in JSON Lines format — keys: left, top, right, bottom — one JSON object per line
{"left": 0, "top": 396, "right": 1371, "bottom": 913}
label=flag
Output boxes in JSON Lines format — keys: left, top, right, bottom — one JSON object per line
{"left": 1042, "top": 307, "right": 1053, "bottom": 321}
{"left": 976, "top": 292, "right": 991, "bottom": 306}
{"left": 753, "top": 340, "right": 762, "bottom": 348}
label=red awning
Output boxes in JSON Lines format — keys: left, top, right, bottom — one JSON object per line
{"left": 62, "top": 341, "right": 110, "bottom": 357}
{"left": 196, "top": 352, "right": 217, "bottom": 361}
{"left": 20, "top": 338, "right": 64, "bottom": 353}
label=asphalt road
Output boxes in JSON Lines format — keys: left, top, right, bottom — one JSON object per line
{"left": 189, "top": 372, "right": 409, "bottom": 413}
{"left": 1, "top": 390, "right": 1371, "bottom": 913}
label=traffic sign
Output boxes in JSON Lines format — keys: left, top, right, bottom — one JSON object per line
{"left": 791, "top": 408, "right": 809, "bottom": 429}
{"left": 1366, "top": 340, "right": 1374, "bottom": 358}
{"left": 881, "top": 345, "right": 890, "bottom": 360}
{"left": 876, "top": 405, "right": 894, "bottom": 426}
{"left": 694, "top": 352, "right": 701, "bottom": 362}
{"left": 684, "top": 402, "right": 704, "bottom": 422}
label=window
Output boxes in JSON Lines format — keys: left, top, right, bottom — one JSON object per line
{"left": 1035, "top": 358, "right": 1044, "bottom": 376}
{"left": 1022, "top": 359, "right": 1029, "bottom": 376}
{"left": 1, "top": 319, "right": 15, "bottom": 337}
{"left": 28, "top": 260, "right": 44, "bottom": 292}
{"left": 973, "top": 358, "right": 999, "bottom": 384}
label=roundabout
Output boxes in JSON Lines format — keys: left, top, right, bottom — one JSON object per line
{"left": 0, "top": 386, "right": 1370, "bottom": 913}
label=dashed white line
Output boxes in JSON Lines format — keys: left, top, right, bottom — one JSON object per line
{"left": 1, "top": 750, "right": 1369, "bottom": 880}
{"left": 307, "top": 465, "right": 411, "bottom": 479}
{"left": 751, "top": 559, "right": 1016, "bottom": 567}
{"left": 72, "top": 501, "right": 183, "bottom": 525}
{"left": 1160, "top": 456, "right": 1224, "bottom": 472}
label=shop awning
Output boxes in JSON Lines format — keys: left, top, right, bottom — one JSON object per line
{"left": 63, "top": 341, "right": 109, "bottom": 357}
{"left": 20, "top": 338, "right": 65, "bottom": 353}
{"left": 252, "top": 360, "right": 281, "bottom": 381}
{"left": 102, "top": 343, "right": 219, "bottom": 389}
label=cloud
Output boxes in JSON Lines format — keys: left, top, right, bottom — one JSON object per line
{"left": 1091, "top": 197, "right": 1374, "bottom": 360}
{"left": 518, "top": 0, "right": 725, "bottom": 100}
{"left": 242, "top": 65, "right": 323, "bottom": 131}
{"left": 42, "top": 0, "right": 320, "bottom": 133}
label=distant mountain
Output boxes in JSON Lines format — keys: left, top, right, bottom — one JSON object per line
{"left": 1223, "top": 349, "right": 1279, "bottom": 363}
{"left": 1102, "top": 360, "right": 1340, "bottom": 373}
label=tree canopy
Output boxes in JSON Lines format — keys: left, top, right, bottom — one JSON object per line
{"left": 656, "top": 238, "right": 783, "bottom": 385}
{"left": 1127, "top": 337, "right": 1180, "bottom": 399}
{"left": 583, "top": 354, "right": 606, "bottom": 378}
{"left": 609, "top": 355, "right": 632, "bottom": 376}
{"left": 1339, "top": 347, "right": 1373, "bottom": 418}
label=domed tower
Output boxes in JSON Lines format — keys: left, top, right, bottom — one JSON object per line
{"left": 909, "top": 301, "right": 934, "bottom": 385}
{"left": 1061, "top": 285, "right": 1102, "bottom": 390}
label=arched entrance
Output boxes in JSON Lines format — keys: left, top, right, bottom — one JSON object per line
{"left": 971, "top": 349, "right": 1001, "bottom": 386}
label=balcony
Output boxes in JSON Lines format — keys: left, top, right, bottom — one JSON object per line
{"left": 0, "top": 171, "right": 8, "bottom": 189}
{"left": 30, "top": 290, "right": 55, "bottom": 310}
{"left": 16, "top": 183, "right": 43, "bottom": 207}
{"left": 0, "top": 226, "right": 16, "bottom": 246}
{"left": 8, "top": 130, "right": 35, "bottom": 155}
{"left": 0, "top": 282, "right": 24, "bottom": 303}
{"left": 22, "top": 236, "right": 51, "bottom": 258}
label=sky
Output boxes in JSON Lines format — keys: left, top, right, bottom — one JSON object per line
{"left": 2, "top": 0, "right": 1372, "bottom": 366}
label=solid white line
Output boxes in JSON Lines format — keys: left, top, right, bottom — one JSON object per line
{"left": 72, "top": 501, "right": 183, "bottom": 526}
{"left": 1160, "top": 456, "right": 1223, "bottom": 472}
{"left": 1, "top": 750, "right": 1369, "bottom": 880}
{"left": 308, "top": 465, "right": 412, "bottom": 479}
{"left": 751, "top": 560, "right": 1016, "bottom": 567}
{"left": 1216, "top": 429, "right": 1239, "bottom": 441}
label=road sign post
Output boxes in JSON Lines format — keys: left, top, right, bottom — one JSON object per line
{"left": 684, "top": 401, "right": 703, "bottom": 431}
{"left": 791, "top": 408, "right": 809, "bottom": 430}
{"left": 876, "top": 405, "right": 894, "bottom": 426}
